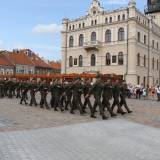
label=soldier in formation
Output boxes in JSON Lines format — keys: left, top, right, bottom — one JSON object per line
{"left": 0, "top": 76, "right": 132, "bottom": 120}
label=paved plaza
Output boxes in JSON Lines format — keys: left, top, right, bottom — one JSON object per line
{"left": 0, "top": 98, "right": 160, "bottom": 160}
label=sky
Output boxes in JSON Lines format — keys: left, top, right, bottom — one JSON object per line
{"left": 0, "top": 0, "right": 146, "bottom": 61}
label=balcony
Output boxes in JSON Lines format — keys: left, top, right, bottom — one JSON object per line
{"left": 84, "top": 40, "right": 102, "bottom": 51}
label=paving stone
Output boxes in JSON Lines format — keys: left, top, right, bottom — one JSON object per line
{"left": 0, "top": 119, "right": 160, "bottom": 160}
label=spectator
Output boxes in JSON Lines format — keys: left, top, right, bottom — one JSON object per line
{"left": 156, "top": 85, "right": 160, "bottom": 101}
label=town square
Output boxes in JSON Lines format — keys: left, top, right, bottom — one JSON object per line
{"left": 0, "top": 0, "right": 160, "bottom": 160}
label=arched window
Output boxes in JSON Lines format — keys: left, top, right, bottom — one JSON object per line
{"left": 91, "top": 54, "right": 96, "bottom": 66}
{"left": 138, "top": 32, "right": 141, "bottom": 42}
{"left": 79, "top": 34, "right": 84, "bottom": 46}
{"left": 91, "top": 32, "right": 96, "bottom": 42}
{"left": 91, "top": 20, "right": 94, "bottom": 26}
{"left": 137, "top": 53, "right": 140, "bottom": 66}
{"left": 69, "top": 56, "right": 73, "bottom": 67}
{"left": 144, "top": 35, "right": 146, "bottom": 44}
{"left": 109, "top": 17, "right": 112, "bottom": 23}
{"left": 118, "top": 52, "right": 124, "bottom": 65}
{"left": 105, "top": 30, "right": 111, "bottom": 42}
{"left": 157, "top": 59, "right": 159, "bottom": 70}
{"left": 118, "top": 28, "right": 124, "bottom": 41}
{"left": 105, "top": 18, "right": 108, "bottom": 24}
{"left": 152, "top": 58, "right": 155, "bottom": 69}
{"left": 106, "top": 53, "right": 111, "bottom": 66}
{"left": 95, "top": 20, "right": 97, "bottom": 25}
{"left": 118, "top": 15, "right": 121, "bottom": 21}
{"left": 79, "top": 55, "right": 83, "bottom": 67}
{"left": 69, "top": 36, "right": 74, "bottom": 47}
{"left": 122, "top": 14, "right": 125, "bottom": 20}
{"left": 144, "top": 55, "right": 146, "bottom": 67}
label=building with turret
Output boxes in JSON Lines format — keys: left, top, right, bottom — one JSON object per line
{"left": 61, "top": 0, "right": 160, "bottom": 86}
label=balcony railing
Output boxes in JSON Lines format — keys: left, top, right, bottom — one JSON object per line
{"left": 84, "top": 40, "right": 102, "bottom": 51}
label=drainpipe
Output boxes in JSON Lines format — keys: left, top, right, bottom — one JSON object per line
{"left": 147, "top": 19, "right": 150, "bottom": 86}
{"left": 125, "top": 8, "right": 129, "bottom": 80}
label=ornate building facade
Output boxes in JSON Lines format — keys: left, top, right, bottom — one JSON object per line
{"left": 61, "top": 0, "right": 160, "bottom": 86}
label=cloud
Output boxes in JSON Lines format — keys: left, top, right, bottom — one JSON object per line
{"left": 32, "top": 23, "right": 62, "bottom": 35}
{"left": 103, "top": 0, "right": 129, "bottom": 5}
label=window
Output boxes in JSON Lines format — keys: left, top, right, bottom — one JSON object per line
{"left": 118, "top": 15, "right": 121, "bottom": 21}
{"left": 157, "top": 42, "right": 159, "bottom": 50}
{"left": 91, "top": 32, "right": 96, "bottom": 42}
{"left": 105, "top": 30, "right": 111, "bottom": 42}
{"left": 152, "top": 40, "right": 155, "bottom": 48}
{"left": 79, "top": 55, "right": 83, "bottom": 67}
{"left": 143, "top": 77, "right": 146, "bottom": 87}
{"left": 95, "top": 20, "right": 97, "bottom": 25}
{"left": 122, "top": 14, "right": 125, "bottom": 20}
{"left": 105, "top": 18, "right": 108, "bottom": 24}
{"left": 112, "top": 55, "right": 117, "bottom": 63}
{"left": 118, "top": 52, "right": 124, "bottom": 65}
{"left": 69, "top": 26, "right": 71, "bottom": 30}
{"left": 152, "top": 58, "right": 155, "bottom": 69}
{"left": 109, "top": 17, "right": 112, "bottom": 23}
{"left": 137, "top": 53, "right": 140, "bottom": 66}
{"left": 106, "top": 53, "right": 111, "bottom": 66}
{"left": 118, "top": 28, "right": 125, "bottom": 41}
{"left": 79, "top": 34, "right": 84, "bottom": 46}
{"left": 83, "top": 23, "right": 85, "bottom": 28}
{"left": 79, "top": 23, "right": 81, "bottom": 29}
{"left": 72, "top": 25, "right": 75, "bottom": 30}
{"left": 144, "top": 55, "right": 146, "bottom": 67}
{"left": 91, "top": 20, "right": 94, "bottom": 26}
{"left": 69, "top": 56, "right": 73, "bottom": 67}
{"left": 137, "top": 76, "right": 140, "bottom": 85}
{"left": 144, "top": 35, "right": 146, "bottom": 44}
{"left": 91, "top": 54, "right": 96, "bottom": 66}
{"left": 74, "top": 58, "right": 77, "bottom": 66}
{"left": 157, "top": 59, "right": 159, "bottom": 70}
{"left": 138, "top": 32, "right": 141, "bottom": 42}
{"left": 69, "top": 36, "right": 74, "bottom": 47}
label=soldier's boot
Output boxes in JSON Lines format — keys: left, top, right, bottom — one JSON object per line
{"left": 70, "top": 110, "right": 75, "bottom": 114}
{"left": 111, "top": 113, "right": 117, "bottom": 117}
{"left": 102, "top": 114, "right": 108, "bottom": 120}
{"left": 90, "top": 114, "right": 97, "bottom": 118}
{"left": 54, "top": 107, "right": 58, "bottom": 111}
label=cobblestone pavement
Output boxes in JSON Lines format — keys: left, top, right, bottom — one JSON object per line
{"left": 0, "top": 119, "right": 160, "bottom": 160}
{"left": 0, "top": 97, "right": 160, "bottom": 132}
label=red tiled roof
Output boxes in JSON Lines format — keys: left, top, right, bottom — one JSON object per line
{"left": 7, "top": 52, "right": 34, "bottom": 65}
{"left": 49, "top": 61, "right": 61, "bottom": 70}
{"left": 19, "top": 49, "right": 52, "bottom": 69}
{"left": 30, "top": 53, "right": 51, "bottom": 68}
{"left": 0, "top": 53, "right": 14, "bottom": 66}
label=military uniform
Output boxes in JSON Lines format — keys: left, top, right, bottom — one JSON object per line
{"left": 119, "top": 82, "right": 132, "bottom": 113}
{"left": 91, "top": 79, "right": 108, "bottom": 120}
{"left": 29, "top": 81, "right": 38, "bottom": 106}
{"left": 102, "top": 81, "right": 117, "bottom": 117}
{"left": 39, "top": 82, "right": 50, "bottom": 109}
{"left": 111, "top": 81, "right": 126, "bottom": 115}
{"left": 70, "top": 80, "right": 84, "bottom": 115}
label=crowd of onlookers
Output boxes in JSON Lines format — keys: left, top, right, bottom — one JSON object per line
{"left": 127, "top": 84, "right": 160, "bottom": 101}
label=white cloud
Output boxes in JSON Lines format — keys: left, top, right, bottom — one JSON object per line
{"left": 104, "top": 0, "right": 129, "bottom": 5}
{"left": 32, "top": 23, "right": 62, "bottom": 34}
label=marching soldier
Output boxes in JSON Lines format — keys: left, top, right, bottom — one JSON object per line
{"left": 111, "top": 80, "right": 126, "bottom": 115}
{"left": 102, "top": 79, "right": 117, "bottom": 117}
{"left": 70, "top": 79, "right": 84, "bottom": 115}
{"left": 119, "top": 80, "right": 132, "bottom": 113}
{"left": 91, "top": 75, "right": 108, "bottom": 120}
{"left": 83, "top": 79, "right": 93, "bottom": 115}
{"left": 29, "top": 80, "right": 38, "bottom": 106}
{"left": 39, "top": 80, "right": 50, "bottom": 109}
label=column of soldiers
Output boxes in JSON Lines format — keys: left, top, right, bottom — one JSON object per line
{"left": 0, "top": 76, "right": 132, "bottom": 120}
